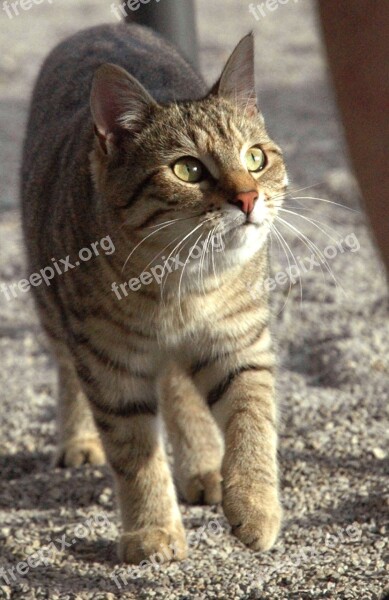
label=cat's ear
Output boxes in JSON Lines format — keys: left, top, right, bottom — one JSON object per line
{"left": 90, "top": 63, "right": 157, "bottom": 154}
{"left": 211, "top": 33, "right": 258, "bottom": 116}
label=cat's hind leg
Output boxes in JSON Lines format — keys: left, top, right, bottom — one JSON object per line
{"left": 53, "top": 343, "right": 105, "bottom": 467}
{"left": 158, "top": 363, "right": 224, "bottom": 505}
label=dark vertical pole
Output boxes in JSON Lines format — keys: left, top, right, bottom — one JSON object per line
{"left": 124, "top": 0, "right": 199, "bottom": 70}
{"left": 318, "top": 0, "right": 389, "bottom": 276}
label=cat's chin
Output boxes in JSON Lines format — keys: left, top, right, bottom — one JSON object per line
{"left": 221, "top": 221, "right": 270, "bottom": 264}
{"left": 184, "top": 222, "right": 270, "bottom": 283}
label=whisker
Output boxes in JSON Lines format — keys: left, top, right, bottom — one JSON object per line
{"left": 272, "top": 200, "right": 354, "bottom": 230}
{"left": 290, "top": 195, "right": 359, "bottom": 213}
{"left": 141, "top": 231, "right": 186, "bottom": 274}
{"left": 276, "top": 208, "right": 341, "bottom": 244}
{"left": 275, "top": 215, "right": 345, "bottom": 294}
{"left": 198, "top": 228, "right": 213, "bottom": 293}
{"left": 121, "top": 220, "right": 178, "bottom": 273}
{"left": 271, "top": 222, "right": 303, "bottom": 311}
{"left": 210, "top": 224, "right": 223, "bottom": 289}
{"left": 159, "top": 219, "right": 213, "bottom": 302}
{"left": 210, "top": 226, "right": 220, "bottom": 285}
{"left": 146, "top": 214, "right": 201, "bottom": 229}
{"left": 177, "top": 231, "right": 205, "bottom": 321}
{"left": 275, "top": 216, "right": 330, "bottom": 289}
{"left": 269, "top": 183, "right": 325, "bottom": 205}
{"left": 276, "top": 215, "right": 329, "bottom": 267}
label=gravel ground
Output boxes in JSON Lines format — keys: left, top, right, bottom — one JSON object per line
{"left": 0, "top": 1, "right": 388, "bottom": 599}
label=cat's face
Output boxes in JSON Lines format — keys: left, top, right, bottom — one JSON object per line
{"left": 91, "top": 34, "right": 287, "bottom": 276}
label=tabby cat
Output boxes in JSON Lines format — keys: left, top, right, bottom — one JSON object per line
{"left": 21, "top": 20, "right": 287, "bottom": 563}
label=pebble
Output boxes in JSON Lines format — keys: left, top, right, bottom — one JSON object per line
{"left": 372, "top": 447, "right": 387, "bottom": 460}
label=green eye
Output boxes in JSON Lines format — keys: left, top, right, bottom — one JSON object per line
{"left": 173, "top": 157, "right": 204, "bottom": 183}
{"left": 245, "top": 147, "right": 266, "bottom": 172}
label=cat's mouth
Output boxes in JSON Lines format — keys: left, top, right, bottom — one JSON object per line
{"left": 243, "top": 216, "right": 260, "bottom": 226}
{"left": 224, "top": 214, "right": 263, "bottom": 232}
{"left": 220, "top": 213, "right": 269, "bottom": 248}
{"left": 198, "top": 206, "right": 269, "bottom": 258}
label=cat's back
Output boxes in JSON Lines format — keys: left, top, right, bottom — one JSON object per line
{"left": 29, "top": 22, "right": 205, "bottom": 123}
{"left": 21, "top": 22, "right": 206, "bottom": 234}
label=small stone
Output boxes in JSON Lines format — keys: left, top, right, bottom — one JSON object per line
{"left": 50, "top": 487, "right": 62, "bottom": 500}
{"left": 372, "top": 447, "right": 387, "bottom": 460}
{"left": 98, "top": 493, "right": 110, "bottom": 505}
{"left": 0, "top": 587, "right": 11, "bottom": 600}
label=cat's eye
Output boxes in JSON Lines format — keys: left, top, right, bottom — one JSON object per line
{"left": 173, "top": 157, "right": 204, "bottom": 183}
{"left": 244, "top": 147, "right": 266, "bottom": 172}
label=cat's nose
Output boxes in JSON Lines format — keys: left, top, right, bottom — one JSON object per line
{"left": 229, "top": 190, "right": 258, "bottom": 215}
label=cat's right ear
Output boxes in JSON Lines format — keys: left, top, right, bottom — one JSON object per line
{"left": 211, "top": 33, "right": 258, "bottom": 117}
{"left": 90, "top": 63, "right": 157, "bottom": 155}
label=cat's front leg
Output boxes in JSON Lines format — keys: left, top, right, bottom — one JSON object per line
{"left": 210, "top": 351, "right": 282, "bottom": 551}
{"left": 82, "top": 385, "right": 187, "bottom": 563}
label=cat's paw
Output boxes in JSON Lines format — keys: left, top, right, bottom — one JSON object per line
{"left": 118, "top": 525, "right": 188, "bottom": 564}
{"left": 177, "top": 470, "right": 222, "bottom": 505}
{"left": 54, "top": 437, "right": 106, "bottom": 468}
{"left": 222, "top": 483, "right": 282, "bottom": 551}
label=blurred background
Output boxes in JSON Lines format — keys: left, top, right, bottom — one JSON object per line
{"left": 0, "top": 1, "right": 388, "bottom": 599}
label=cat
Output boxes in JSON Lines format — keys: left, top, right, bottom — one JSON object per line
{"left": 21, "top": 20, "right": 287, "bottom": 563}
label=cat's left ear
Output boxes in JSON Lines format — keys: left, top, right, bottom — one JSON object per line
{"left": 90, "top": 63, "right": 157, "bottom": 154}
{"left": 211, "top": 33, "right": 258, "bottom": 117}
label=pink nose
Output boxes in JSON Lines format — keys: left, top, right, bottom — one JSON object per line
{"left": 231, "top": 190, "right": 258, "bottom": 215}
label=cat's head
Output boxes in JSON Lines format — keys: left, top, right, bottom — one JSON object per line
{"left": 90, "top": 34, "right": 287, "bottom": 277}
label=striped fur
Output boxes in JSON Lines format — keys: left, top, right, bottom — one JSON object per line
{"left": 21, "top": 24, "right": 286, "bottom": 563}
